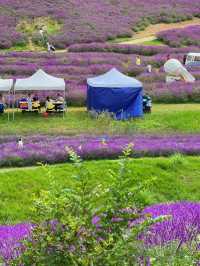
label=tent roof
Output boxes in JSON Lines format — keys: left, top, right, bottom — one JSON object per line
{"left": 87, "top": 68, "right": 142, "bottom": 88}
{"left": 15, "top": 69, "right": 65, "bottom": 91}
{"left": 0, "top": 79, "right": 13, "bottom": 92}
{"left": 187, "top": 53, "right": 200, "bottom": 57}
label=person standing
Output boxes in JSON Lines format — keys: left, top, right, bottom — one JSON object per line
{"left": 136, "top": 55, "right": 141, "bottom": 66}
{"left": 47, "top": 42, "right": 56, "bottom": 53}
{"left": 147, "top": 64, "right": 152, "bottom": 73}
{"left": 183, "top": 55, "right": 187, "bottom": 65}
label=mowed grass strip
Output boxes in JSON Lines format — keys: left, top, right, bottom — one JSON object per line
{"left": 0, "top": 104, "right": 200, "bottom": 136}
{"left": 0, "top": 156, "right": 200, "bottom": 223}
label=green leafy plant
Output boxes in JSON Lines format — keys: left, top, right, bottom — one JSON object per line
{"left": 12, "top": 144, "right": 160, "bottom": 266}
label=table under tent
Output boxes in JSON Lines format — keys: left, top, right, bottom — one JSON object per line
{"left": 0, "top": 78, "right": 13, "bottom": 120}
{"left": 87, "top": 68, "right": 143, "bottom": 120}
{"left": 14, "top": 69, "right": 66, "bottom": 118}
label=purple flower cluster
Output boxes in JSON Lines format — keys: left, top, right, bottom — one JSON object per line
{"left": 0, "top": 1, "right": 199, "bottom": 47}
{"left": 157, "top": 25, "right": 200, "bottom": 47}
{"left": 0, "top": 223, "right": 32, "bottom": 262}
{"left": 1, "top": 202, "right": 200, "bottom": 263}
{"left": 143, "top": 202, "right": 200, "bottom": 246}
{"left": 1, "top": 134, "right": 200, "bottom": 167}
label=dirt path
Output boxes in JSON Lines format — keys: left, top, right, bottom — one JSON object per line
{"left": 119, "top": 18, "right": 200, "bottom": 44}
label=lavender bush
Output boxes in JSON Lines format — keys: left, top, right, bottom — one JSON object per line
{"left": 1, "top": 202, "right": 200, "bottom": 265}
{"left": 157, "top": 25, "right": 200, "bottom": 47}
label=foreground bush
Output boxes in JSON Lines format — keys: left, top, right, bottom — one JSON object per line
{"left": 0, "top": 152, "right": 200, "bottom": 264}
{"left": 11, "top": 145, "right": 158, "bottom": 265}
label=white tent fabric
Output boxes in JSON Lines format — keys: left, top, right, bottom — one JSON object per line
{"left": 87, "top": 68, "right": 142, "bottom": 88}
{"left": 0, "top": 79, "right": 13, "bottom": 91}
{"left": 15, "top": 69, "right": 65, "bottom": 91}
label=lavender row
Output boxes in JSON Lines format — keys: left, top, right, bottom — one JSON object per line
{"left": 68, "top": 43, "right": 199, "bottom": 55}
{"left": 1, "top": 135, "right": 200, "bottom": 167}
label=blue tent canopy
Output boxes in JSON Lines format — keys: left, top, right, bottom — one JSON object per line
{"left": 87, "top": 68, "right": 143, "bottom": 120}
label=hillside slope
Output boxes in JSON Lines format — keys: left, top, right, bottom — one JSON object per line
{"left": 0, "top": 0, "right": 199, "bottom": 49}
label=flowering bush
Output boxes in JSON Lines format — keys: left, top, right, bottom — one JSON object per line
{"left": 1, "top": 150, "right": 200, "bottom": 264}
{"left": 157, "top": 25, "right": 200, "bottom": 47}
{"left": 10, "top": 145, "right": 157, "bottom": 265}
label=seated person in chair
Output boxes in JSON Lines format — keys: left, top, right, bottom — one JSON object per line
{"left": 32, "top": 96, "right": 41, "bottom": 111}
{"left": 45, "top": 96, "right": 55, "bottom": 112}
{"left": 0, "top": 94, "right": 5, "bottom": 114}
{"left": 55, "top": 93, "right": 65, "bottom": 111}
{"left": 19, "top": 93, "right": 32, "bottom": 111}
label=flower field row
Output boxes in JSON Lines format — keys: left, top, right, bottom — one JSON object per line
{"left": 0, "top": 50, "right": 199, "bottom": 105}
{"left": 0, "top": 0, "right": 199, "bottom": 48}
{"left": 1, "top": 202, "right": 199, "bottom": 263}
{"left": 68, "top": 43, "right": 199, "bottom": 55}
{"left": 1, "top": 135, "right": 200, "bottom": 167}
{"left": 157, "top": 25, "right": 200, "bottom": 47}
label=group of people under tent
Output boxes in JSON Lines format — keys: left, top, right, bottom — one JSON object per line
{"left": 19, "top": 93, "right": 65, "bottom": 113}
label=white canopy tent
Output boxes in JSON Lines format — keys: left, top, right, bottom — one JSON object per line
{"left": 0, "top": 78, "right": 13, "bottom": 120}
{"left": 87, "top": 68, "right": 142, "bottom": 88}
{"left": 15, "top": 69, "right": 65, "bottom": 91}
{"left": 0, "top": 79, "right": 13, "bottom": 92}
{"left": 14, "top": 69, "right": 66, "bottom": 119}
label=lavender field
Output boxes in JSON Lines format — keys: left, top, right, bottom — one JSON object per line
{"left": 0, "top": 0, "right": 199, "bottom": 49}
{"left": 0, "top": 1, "right": 200, "bottom": 264}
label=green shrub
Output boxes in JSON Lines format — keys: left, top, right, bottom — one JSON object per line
{"left": 12, "top": 145, "right": 160, "bottom": 266}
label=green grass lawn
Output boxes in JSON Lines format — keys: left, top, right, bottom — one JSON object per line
{"left": 1, "top": 104, "right": 200, "bottom": 136}
{"left": 0, "top": 155, "right": 200, "bottom": 223}
{"left": 141, "top": 39, "right": 165, "bottom": 46}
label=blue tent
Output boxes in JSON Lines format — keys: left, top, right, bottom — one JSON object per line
{"left": 87, "top": 68, "right": 143, "bottom": 120}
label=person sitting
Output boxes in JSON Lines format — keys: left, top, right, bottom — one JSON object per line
{"left": 0, "top": 94, "right": 4, "bottom": 114}
{"left": 45, "top": 96, "right": 55, "bottom": 112}
{"left": 19, "top": 95, "right": 29, "bottom": 111}
{"left": 32, "top": 96, "right": 41, "bottom": 112}
{"left": 143, "top": 95, "right": 152, "bottom": 113}
{"left": 55, "top": 93, "right": 65, "bottom": 111}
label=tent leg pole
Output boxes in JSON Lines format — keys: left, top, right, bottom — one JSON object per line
{"left": 63, "top": 88, "right": 66, "bottom": 119}
{"left": 8, "top": 90, "right": 10, "bottom": 122}
{"left": 13, "top": 89, "right": 15, "bottom": 121}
